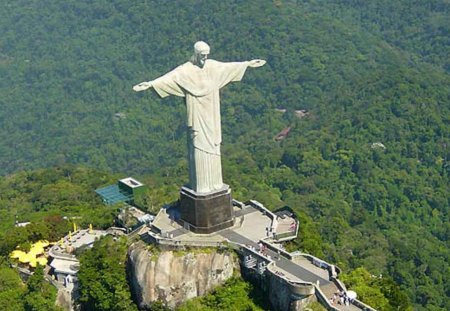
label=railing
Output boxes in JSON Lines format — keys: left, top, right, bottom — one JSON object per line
{"left": 247, "top": 200, "right": 277, "bottom": 219}
{"left": 260, "top": 239, "right": 293, "bottom": 260}
{"left": 247, "top": 200, "right": 278, "bottom": 230}
{"left": 332, "top": 278, "right": 347, "bottom": 292}
{"left": 232, "top": 199, "right": 246, "bottom": 208}
{"left": 107, "top": 226, "right": 128, "bottom": 234}
{"left": 239, "top": 244, "right": 273, "bottom": 264}
{"left": 352, "top": 299, "right": 377, "bottom": 311}
{"left": 273, "top": 230, "right": 297, "bottom": 241}
{"left": 143, "top": 229, "right": 376, "bottom": 311}
{"left": 127, "top": 224, "right": 145, "bottom": 237}
{"left": 331, "top": 278, "right": 377, "bottom": 311}
{"left": 314, "top": 284, "right": 340, "bottom": 311}
{"left": 273, "top": 217, "right": 299, "bottom": 242}
{"left": 145, "top": 231, "right": 227, "bottom": 249}
{"left": 266, "top": 262, "right": 316, "bottom": 296}
{"left": 292, "top": 251, "right": 342, "bottom": 276}
{"left": 48, "top": 248, "right": 77, "bottom": 261}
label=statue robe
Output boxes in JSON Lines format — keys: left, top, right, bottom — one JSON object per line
{"left": 151, "top": 59, "right": 249, "bottom": 193}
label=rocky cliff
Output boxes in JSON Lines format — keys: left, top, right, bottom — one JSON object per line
{"left": 128, "top": 243, "right": 236, "bottom": 309}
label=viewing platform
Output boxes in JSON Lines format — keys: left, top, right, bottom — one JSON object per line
{"left": 141, "top": 200, "right": 375, "bottom": 311}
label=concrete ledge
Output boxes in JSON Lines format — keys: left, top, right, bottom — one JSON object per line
{"left": 314, "top": 284, "right": 340, "bottom": 311}
{"left": 291, "top": 251, "right": 342, "bottom": 276}
{"left": 144, "top": 230, "right": 229, "bottom": 249}
{"left": 247, "top": 200, "right": 278, "bottom": 230}
{"left": 260, "top": 239, "right": 293, "bottom": 260}
{"left": 266, "top": 263, "right": 315, "bottom": 296}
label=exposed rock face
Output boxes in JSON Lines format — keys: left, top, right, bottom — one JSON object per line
{"left": 128, "top": 243, "right": 236, "bottom": 309}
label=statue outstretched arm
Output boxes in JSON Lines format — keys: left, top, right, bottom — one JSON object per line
{"left": 248, "top": 59, "right": 266, "bottom": 68}
{"left": 133, "top": 80, "right": 153, "bottom": 92}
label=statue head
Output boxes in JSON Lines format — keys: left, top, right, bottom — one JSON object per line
{"left": 192, "top": 41, "right": 210, "bottom": 68}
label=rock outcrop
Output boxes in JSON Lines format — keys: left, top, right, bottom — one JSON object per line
{"left": 128, "top": 243, "right": 236, "bottom": 309}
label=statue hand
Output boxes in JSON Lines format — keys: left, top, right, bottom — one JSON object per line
{"left": 133, "top": 81, "right": 153, "bottom": 92}
{"left": 248, "top": 59, "right": 266, "bottom": 68}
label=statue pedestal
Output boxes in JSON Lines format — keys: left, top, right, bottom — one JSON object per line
{"left": 179, "top": 185, "right": 234, "bottom": 234}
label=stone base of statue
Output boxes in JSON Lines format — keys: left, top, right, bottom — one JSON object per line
{"left": 179, "top": 185, "right": 234, "bottom": 234}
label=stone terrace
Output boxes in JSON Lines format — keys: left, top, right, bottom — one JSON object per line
{"left": 142, "top": 201, "right": 375, "bottom": 311}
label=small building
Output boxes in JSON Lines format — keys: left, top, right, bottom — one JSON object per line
{"left": 48, "top": 229, "right": 108, "bottom": 291}
{"left": 95, "top": 177, "right": 146, "bottom": 206}
{"left": 118, "top": 177, "right": 147, "bottom": 198}
{"left": 116, "top": 205, "right": 154, "bottom": 232}
{"left": 49, "top": 258, "right": 79, "bottom": 283}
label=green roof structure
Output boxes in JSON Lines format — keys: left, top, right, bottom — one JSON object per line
{"left": 95, "top": 184, "right": 133, "bottom": 205}
{"left": 95, "top": 177, "right": 146, "bottom": 205}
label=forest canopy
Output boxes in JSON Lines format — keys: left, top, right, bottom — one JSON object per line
{"left": 0, "top": 1, "right": 448, "bottom": 310}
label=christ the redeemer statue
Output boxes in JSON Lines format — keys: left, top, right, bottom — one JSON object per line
{"left": 134, "top": 41, "right": 265, "bottom": 194}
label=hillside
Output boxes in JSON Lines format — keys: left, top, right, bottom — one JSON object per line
{"left": 0, "top": 1, "right": 448, "bottom": 310}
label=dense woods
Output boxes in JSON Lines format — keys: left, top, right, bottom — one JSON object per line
{"left": 0, "top": 167, "right": 117, "bottom": 309}
{"left": 78, "top": 236, "right": 138, "bottom": 311}
{"left": 0, "top": 0, "right": 448, "bottom": 310}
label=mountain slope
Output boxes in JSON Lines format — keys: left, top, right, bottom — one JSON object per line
{"left": 0, "top": 1, "right": 448, "bottom": 309}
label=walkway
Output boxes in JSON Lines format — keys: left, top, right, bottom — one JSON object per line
{"left": 148, "top": 203, "right": 369, "bottom": 311}
{"left": 219, "top": 229, "right": 330, "bottom": 285}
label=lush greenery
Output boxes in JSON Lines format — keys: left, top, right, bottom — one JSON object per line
{"left": 0, "top": 264, "right": 61, "bottom": 311}
{"left": 0, "top": 265, "right": 27, "bottom": 311}
{"left": 0, "top": 0, "right": 448, "bottom": 310}
{"left": 77, "top": 238, "right": 268, "bottom": 311}
{"left": 78, "top": 236, "right": 138, "bottom": 311}
{"left": 0, "top": 166, "right": 119, "bottom": 258}
{"left": 23, "top": 265, "right": 62, "bottom": 311}
{"left": 0, "top": 166, "right": 119, "bottom": 310}
{"left": 340, "top": 267, "right": 412, "bottom": 311}
{"left": 177, "top": 276, "right": 268, "bottom": 311}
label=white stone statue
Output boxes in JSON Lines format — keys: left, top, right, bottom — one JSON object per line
{"left": 134, "top": 41, "right": 265, "bottom": 193}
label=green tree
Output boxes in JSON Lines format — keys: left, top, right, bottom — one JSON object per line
{"left": 0, "top": 267, "right": 25, "bottom": 311}
{"left": 24, "top": 265, "right": 61, "bottom": 311}
{"left": 177, "top": 277, "right": 268, "bottom": 311}
{"left": 340, "top": 267, "right": 413, "bottom": 311}
{"left": 77, "top": 236, "right": 138, "bottom": 311}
